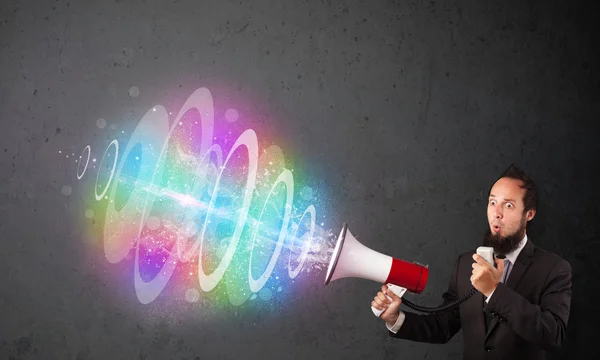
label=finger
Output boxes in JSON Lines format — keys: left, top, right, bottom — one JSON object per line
{"left": 382, "top": 284, "right": 388, "bottom": 294}
{"left": 372, "top": 301, "right": 383, "bottom": 310}
{"left": 384, "top": 292, "right": 394, "bottom": 304}
{"left": 373, "top": 296, "right": 386, "bottom": 307}
{"left": 387, "top": 289, "right": 400, "bottom": 301}
{"left": 377, "top": 292, "right": 391, "bottom": 304}
{"left": 386, "top": 290, "right": 402, "bottom": 303}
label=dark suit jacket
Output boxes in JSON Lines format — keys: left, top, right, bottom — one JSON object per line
{"left": 389, "top": 239, "right": 572, "bottom": 360}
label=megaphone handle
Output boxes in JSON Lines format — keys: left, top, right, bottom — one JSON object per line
{"left": 371, "top": 284, "right": 407, "bottom": 317}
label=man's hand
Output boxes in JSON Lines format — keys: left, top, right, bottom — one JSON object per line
{"left": 372, "top": 284, "right": 403, "bottom": 326}
{"left": 471, "top": 254, "right": 505, "bottom": 297}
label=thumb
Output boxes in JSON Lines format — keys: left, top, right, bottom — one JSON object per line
{"left": 386, "top": 288, "right": 402, "bottom": 302}
{"left": 495, "top": 257, "right": 505, "bottom": 272}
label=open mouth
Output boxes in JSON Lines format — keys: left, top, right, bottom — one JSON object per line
{"left": 493, "top": 225, "right": 501, "bottom": 232}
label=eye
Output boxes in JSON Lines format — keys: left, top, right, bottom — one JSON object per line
{"left": 506, "top": 203, "right": 513, "bottom": 208}
{"left": 489, "top": 200, "right": 496, "bottom": 205}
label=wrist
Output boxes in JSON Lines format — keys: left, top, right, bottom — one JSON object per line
{"left": 485, "top": 284, "right": 499, "bottom": 298}
{"left": 385, "top": 315, "right": 399, "bottom": 326}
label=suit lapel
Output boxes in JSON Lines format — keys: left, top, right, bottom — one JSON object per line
{"left": 504, "top": 240, "right": 533, "bottom": 289}
{"left": 485, "top": 239, "right": 535, "bottom": 339}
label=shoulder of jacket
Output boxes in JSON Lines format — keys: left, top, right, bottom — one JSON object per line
{"left": 533, "top": 245, "right": 571, "bottom": 271}
{"left": 456, "top": 249, "right": 477, "bottom": 263}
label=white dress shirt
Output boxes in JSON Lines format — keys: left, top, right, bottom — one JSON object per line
{"left": 386, "top": 234, "right": 528, "bottom": 334}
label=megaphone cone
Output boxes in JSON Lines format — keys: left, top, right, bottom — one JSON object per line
{"left": 324, "top": 223, "right": 428, "bottom": 294}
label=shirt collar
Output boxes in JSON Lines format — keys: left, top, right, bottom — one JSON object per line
{"left": 501, "top": 233, "right": 528, "bottom": 264}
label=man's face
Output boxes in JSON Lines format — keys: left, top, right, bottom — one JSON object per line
{"left": 484, "top": 177, "right": 536, "bottom": 255}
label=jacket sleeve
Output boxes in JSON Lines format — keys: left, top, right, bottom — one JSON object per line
{"left": 483, "top": 257, "right": 572, "bottom": 350}
{"left": 388, "top": 255, "right": 463, "bottom": 344}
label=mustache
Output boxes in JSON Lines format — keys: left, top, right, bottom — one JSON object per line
{"left": 483, "top": 224, "right": 525, "bottom": 256}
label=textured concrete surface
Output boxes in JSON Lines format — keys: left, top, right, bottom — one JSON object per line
{"left": 0, "top": 0, "right": 598, "bottom": 359}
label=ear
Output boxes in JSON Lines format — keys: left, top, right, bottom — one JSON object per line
{"left": 526, "top": 208, "right": 536, "bottom": 221}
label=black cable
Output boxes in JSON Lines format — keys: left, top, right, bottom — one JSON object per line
{"left": 400, "top": 288, "right": 478, "bottom": 313}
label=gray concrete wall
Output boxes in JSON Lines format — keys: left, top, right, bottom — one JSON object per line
{"left": 1, "top": 0, "right": 598, "bottom": 359}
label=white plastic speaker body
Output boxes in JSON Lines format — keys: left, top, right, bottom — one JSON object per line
{"left": 476, "top": 246, "right": 495, "bottom": 265}
{"left": 324, "top": 223, "right": 428, "bottom": 294}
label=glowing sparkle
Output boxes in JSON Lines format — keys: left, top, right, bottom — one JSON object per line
{"left": 185, "top": 288, "right": 200, "bottom": 303}
{"left": 225, "top": 108, "right": 239, "bottom": 123}
{"left": 96, "top": 118, "right": 107, "bottom": 129}
{"left": 129, "top": 86, "right": 140, "bottom": 97}
{"left": 61, "top": 185, "right": 72, "bottom": 196}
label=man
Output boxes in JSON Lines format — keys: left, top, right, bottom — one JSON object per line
{"left": 372, "top": 164, "right": 572, "bottom": 359}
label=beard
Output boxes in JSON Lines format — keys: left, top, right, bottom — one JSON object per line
{"left": 483, "top": 216, "right": 527, "bottom": 257}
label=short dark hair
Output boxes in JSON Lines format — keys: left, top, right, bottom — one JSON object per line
{"left": 496, "top": 164, "right": 538, "bottom": 213}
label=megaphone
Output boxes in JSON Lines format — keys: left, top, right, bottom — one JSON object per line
{"left": 324, "top": 223, "right": 429, "bottom": 294}
{"left": 324, "top": 223, "right": 482, "bottom": 314}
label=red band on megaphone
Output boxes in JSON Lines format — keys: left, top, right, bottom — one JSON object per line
{"left": 386, "top": 258, "right": 429, "bottom": 294}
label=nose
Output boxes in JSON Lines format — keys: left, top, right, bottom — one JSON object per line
{"left": 494, "top": 208, "right": 503, "bottom": 219}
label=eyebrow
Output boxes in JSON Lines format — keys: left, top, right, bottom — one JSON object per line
{"left": 489, "top": 194, "right": 516, "bottom": 202}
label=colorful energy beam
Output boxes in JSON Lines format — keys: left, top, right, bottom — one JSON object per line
{"left": 75, "top": 87, "right": 335, "bottom": 306}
